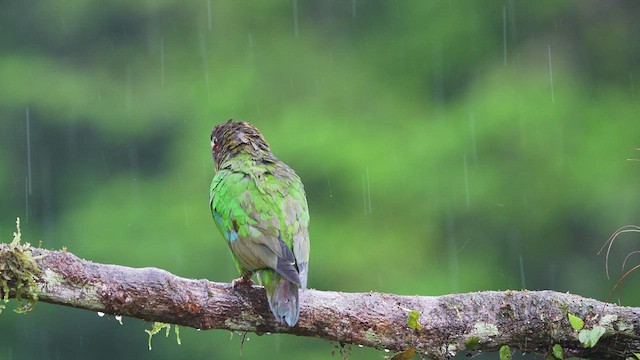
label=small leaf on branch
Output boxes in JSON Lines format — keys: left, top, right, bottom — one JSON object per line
{"left": 578, "top": 329, "right": 590, "bottom": 347}
{"left": 499, "top": 345, "right": 511, "bottom": 360}
{"left": 406, "top": 310, "right": 422, "bottom": 330}
{"left": 552, "top": 344, "right": 563, "bottom": 359}
{"left": 568, "top": 313, "right": 584, "bottom": 331}
{"left": 588, "top": 326, "right": 605, "bottom": 348}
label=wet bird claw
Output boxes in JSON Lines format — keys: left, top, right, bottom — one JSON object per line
{"left": 232, "top": 277, "right": 254, "bottom": 288}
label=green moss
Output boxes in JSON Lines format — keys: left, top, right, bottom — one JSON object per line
{"left": 145, "top": 322, "right": 181, "bottom": 350}
{"left": 600, "top": 314, "right": 635, "bottom": 334}
{"left": 0, "top": 218, "right": 43, "bottom": 314}
{"left": 364, "top": 328, "right": 383, "bottom": 348}
{"left": 465, "top": 336, "right": 481, "bottom": 350}
{"left": 473, "top": 322, "right": 499, "bottom": 337}
{"left": 559, "top": 302, "right": 569, "bottom": 314}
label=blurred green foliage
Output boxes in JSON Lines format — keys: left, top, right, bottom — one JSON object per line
{"left": 1, "top": 1, "right": 640, "bottom": 359}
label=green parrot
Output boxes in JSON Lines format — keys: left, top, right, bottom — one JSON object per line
{"left": 209, "top": 120, "right": 310, "bottom": 326}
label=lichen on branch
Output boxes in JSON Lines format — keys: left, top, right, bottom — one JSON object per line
{"left": 0, "top": 217, "right": 42, "bottom": 314}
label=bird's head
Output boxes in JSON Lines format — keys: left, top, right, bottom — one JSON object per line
{"left": 210, "top": 119, "right": 271, "bottom": 171}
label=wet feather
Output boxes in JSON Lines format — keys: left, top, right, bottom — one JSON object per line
{"left": 209, "top": 120, "right": 310, "bottom": 326}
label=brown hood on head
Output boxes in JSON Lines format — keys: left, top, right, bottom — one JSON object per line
{"left": 210, "top": 119, "right": 271, "bottom": 170}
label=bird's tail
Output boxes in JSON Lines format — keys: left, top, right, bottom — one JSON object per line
{"left": 258, "top": 269, "right": 300, "bottom": 326}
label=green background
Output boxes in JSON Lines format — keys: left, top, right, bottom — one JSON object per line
{"left": 1, "top": 1, "right": 639, "bottom": 359}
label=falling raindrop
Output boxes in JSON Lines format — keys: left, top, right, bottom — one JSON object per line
{"left": 502, "top": 5, "right": 507, "bottom": 66}
{"left": 160, "top": 37, "right": 165, "bottom": 87}
{"left": 352, "top": 0, "right": 357, "bottom": 18}
{"left": 469, "top": 113, "right": 477, "bottom": 165}
{"left": 126, "top": 66, "right": 133, "bottom": 112}
{"left": 275, "top": 333, "right": 281, "bottom": 352}
{"left": 366, "top": 167, "right": 372, "bottom": 215}
{"left": 25, "top": 108, "right": 32, "bottom": 196}
{"left": 548, "top": 45, "right": 555, "bottom": 103}
{"left": 115, "top": 315, "right": 123, "bottom": 325}
{"left": 519, "top": 255, "right": 526, "bottom": 289}
{"left": 24, "top": 178, "right": 29, "bottom": 223}
{"left": 463, "top": 155, "right": 470, "bottom": 208}
{"left": 362, "top": 174, "right": 367, "bottom": 215}
{"left": 292, "top": 0, "right": 299, "bottom": 37}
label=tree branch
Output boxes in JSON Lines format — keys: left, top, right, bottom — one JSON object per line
{"left": 1, "top": 244, "right": 639, "bottom": 359}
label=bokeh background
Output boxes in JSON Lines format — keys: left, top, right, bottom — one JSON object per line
{"left": 1, "top": 1, "right": 639, "bottom": 359}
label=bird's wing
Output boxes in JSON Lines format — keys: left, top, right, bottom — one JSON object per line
{"left": 280, "top": 174, "right": 310, "bottom": 289}
{"left": 210, "top": 169, "right": 300, "bottom": 285}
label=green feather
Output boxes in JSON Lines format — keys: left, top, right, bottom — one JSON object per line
{"left": 209, "top": 120, "right": 310, "bottom": 326}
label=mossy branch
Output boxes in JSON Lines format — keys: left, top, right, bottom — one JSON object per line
{"left": 0, "top": 218, "right": 41, "bottom": 314}
{"left": 1, "top": 239, "right": 640, "bottom": 359}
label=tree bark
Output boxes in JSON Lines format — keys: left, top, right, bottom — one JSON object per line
{"left": 1, "top": 244, "right": 639, "bottom": 360}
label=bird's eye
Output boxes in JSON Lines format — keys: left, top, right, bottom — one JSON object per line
{"left": 211, "top": 137, "right": 219, "bottom": 152}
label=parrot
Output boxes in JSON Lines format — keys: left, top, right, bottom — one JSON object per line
{"left": 209, "top": 119, "right": 310, "bottom": 326}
